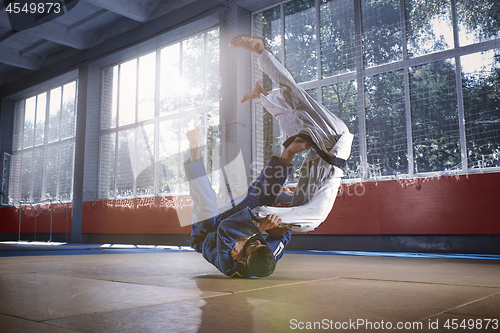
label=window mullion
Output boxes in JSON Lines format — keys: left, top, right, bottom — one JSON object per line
{"left": 57, "top": 85, "right": 63, "bottom": 198}
{"left": 354, "top": 0, "right": 367, "bottom": 178}
{"left": 113, "top": 66, "right": 121, "bottom": 198}
{"left": 40, "top": 90, "right": 51, "bottom": 200}
{"left": 203, "top": 33, "right": 209, "bottom": 173}
{"left": 315, "top": 0, "right": 322, "bottom": 105}
{"left": 133, "top": 58, "right": 139, "bottom": 197}
{"left": 451, "top": 0, "right": 467, "bottom": 171}
{"left": 154, "top": 49, "right": 161, "bottom": 196}
{"left": 30, "top": 95, "right": 39, "bottom": 202}
{"left": 400, "top": 0, "right": 414, "bottom": 175}
{"left": 280, "top": 2, "right": 285, "bottom": 66}
{"left": 19, "top": 101, "right": 26, "bottom": 204}
{"left": 280, "top": 2, "right": 285, "bottom": 153}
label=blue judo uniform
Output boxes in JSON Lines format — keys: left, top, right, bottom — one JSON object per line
{"left": 186, "top": 157, "right": 293, "bottom": 277}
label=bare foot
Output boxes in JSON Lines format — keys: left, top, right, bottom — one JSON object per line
{"left": 240, "top": 82, "right": 268, "bottom": 104}
{"left": 229, "top": 36, "right": 265, "bottom": 55}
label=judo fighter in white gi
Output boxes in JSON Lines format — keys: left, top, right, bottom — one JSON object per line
{"left": 231, "top": 36, "right": 354, "bottom": 233}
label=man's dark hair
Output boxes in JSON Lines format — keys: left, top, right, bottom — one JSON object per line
{"left": 247, "top": 246, "right": 276, "bottom": 277}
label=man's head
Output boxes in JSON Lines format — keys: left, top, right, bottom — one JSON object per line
{"left": 244, "top": 239, "right": 276, "bottom": 277}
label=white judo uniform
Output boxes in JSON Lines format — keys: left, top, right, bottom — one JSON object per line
{"left": 252, "top": 50, "right": 354, "bottom": 233}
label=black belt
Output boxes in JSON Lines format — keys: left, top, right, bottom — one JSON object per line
{"left": 283, "top": 133, "right": 346, "bottom": 169}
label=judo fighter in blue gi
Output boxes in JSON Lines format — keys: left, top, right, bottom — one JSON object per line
{"left": 186, "top": 127, "right": 311, "bottom": 278}
{"left": 187, "top": 36, "right": 353, "bottom": 278}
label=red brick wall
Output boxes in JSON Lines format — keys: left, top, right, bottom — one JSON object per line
{"left": 1, "top": 172, "right": 499, "bottom": 236}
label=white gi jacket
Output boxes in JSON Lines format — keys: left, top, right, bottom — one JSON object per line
{"left": 252, "top": 50, "right": 354, "bottom": 233}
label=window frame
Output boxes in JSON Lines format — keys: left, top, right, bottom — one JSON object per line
{"left": 8, "top": 78, "right": 79, "bottom": 205}
{"left": 252, "top": 0, "right": 500, "bottom": 183}
{"left": 97, "top": 27, "right": 221, "bottom": 200}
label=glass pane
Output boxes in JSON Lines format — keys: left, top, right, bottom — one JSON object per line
{"left": 260, "top": 6, "right": 282, "bottom": 63}
{"left": 322, "top": 81, "right": 359, "bottom": 178}
{"left": 58, "top": 140, "right": 74, "bottom": 201}
{"left": 289, "top": 150, "right": 308, "bottom": 184}
{"left": 405, "top": 0, "right": 454, "bottom": 58}
{"left": 183, "top": 34, "right": 205, "bottom": 106}
{"left": 44, "top": 145, "right": 58, "bottom": 199}
{"left": 23, "top": 97, "right": 36, "bottom": 148}
{"left": 159, "top": 119, "right": 178, "bottom": 194}
{"left": 306, "top": 88, "right": 318, "bottom": 101}
{"left": 101, "top": 66, "right": 118, "bottom": 129}
{"left": 206, "top": 28, "right": 221, "bottom": 178}
{"left": 32, "top": 148, "right": 43, "bottom": 202}
{"left": 410, "top": 59, "right": 461, "bottom": 173}
{"left": 138, "top": 52, "right": 156, "bottom": 122}
{"left": 206, "top": 123, "right": 221, "bottom": 186}
{"left": 206, "top": 28, "right": 220, "bottom": 106}
{"left": 160, "top": 43, "right": 181, "bottom": 115}
{"left": 119, "top": 59, "right": 137, "bottom": 126}
{"left": 20, "top": 150, "right": 32, "bottom": 201}
{"left": 136, "top": 124, "right": 155, "bottom": 196}
{"left": 13, "top": 101, "right": 25, "bottom": 151}
{"left": 284, "top": 0, "right": 317, "bottom": 83}
{"left": 365, "top": 70, "right": 408, "bottom": 176}
{"left": 48, "top": 87, "right": 61, "bottom": 142}
{"left": 457, "top": 0, "right": 500, "bottom": 47}
{"left": 462, "top": 50, "right": 500, "bottom": 168}
{"left": 1, "top": 153, "right": 12, "bottom": 205}
{"left": 99, "top": 132, "right": 116, "bottom": 199}
{"left": 362, "top": 0, "right": 402, "bottom": 67}
{"left": 158, "top": 118, "right": 194, "bottom": 194}
{"left": 320, "top": 0, "right": 356, "bottom": 77}
{"left": 61, "top": 81, "right": 76, "bottom": 139}
{"left": 34, "top": 93, "right": 46, "bottom": 146}
{"left": 256, "top": 6, "right": 282, "bottom": 92}
{"left": 262, "top": 108, "right": 282, "bottom": 164}
{"left": 116, "top": 129, "right": 135, "bottom": 197}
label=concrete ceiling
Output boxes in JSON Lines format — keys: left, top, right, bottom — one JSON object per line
{"left": 0, "top": 0, "right": 201, "bottom": 87}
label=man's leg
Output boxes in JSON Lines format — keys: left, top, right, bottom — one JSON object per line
{"left": 230, "top": 36, "right": 349, "bottom": 139}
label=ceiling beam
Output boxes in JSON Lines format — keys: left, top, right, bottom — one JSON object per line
{"left": 2, "top": 0, "right": 228, "bottom": 96}
{"left": 67, "top": 8, "right": 108, "bottom": 31}
{"left": 24, "top": 21, "right": 88, "bottom": 49}
{"left": 20, "top": 40, "right": 49, "bottom": 56}
{"left": 0, "top": 47, "right": 42, "bottom": 70}
{"left": 0, "top": 16, "right": 88, "bottom": 50}
{"left": 81, "top": 0, "right": 149, "bottom": 23}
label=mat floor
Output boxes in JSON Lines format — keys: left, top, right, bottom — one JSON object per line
{"left": 1, "top": 243, "right": 499, "bottom": 332}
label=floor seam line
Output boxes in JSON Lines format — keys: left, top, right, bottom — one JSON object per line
{"left": 385, "top": 290, "right": 500, "bottom": 332}
{"left": 34, "top": 272, "right": 173, "bottom": 287}
{"left": 230, "top": 276, "right": 342, "bottom": 295}
{"left": 445, "top": 290, "right": 500, "bottom": 315}
{"left": 40, "top": 292, "right": 235, "bottom": 322}
{"left": 39, "top": 278, "right": 344, "bottom": 322}
{"left": 339, "top": 276, "right": 500, "bottom": 289}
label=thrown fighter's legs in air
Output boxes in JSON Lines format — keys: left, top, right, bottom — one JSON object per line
{"left": 229, "top": 35, "right": 354, "bottom": 233}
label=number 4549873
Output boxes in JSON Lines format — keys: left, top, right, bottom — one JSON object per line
{"left": 444, "top": 318, "right": 498, "bottom": 330}
{"left": 6, "top": 2, "right": 61, "bottom": 14}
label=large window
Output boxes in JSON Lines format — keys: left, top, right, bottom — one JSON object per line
{"left": 99, "top": 28, "right": 220, "bottom": 199}
{"left": 9, "top": 81, "right": 78, "bottom": 204}
{"left": 254, "top": 0, "right": 500, "bottom": 180}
